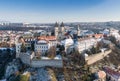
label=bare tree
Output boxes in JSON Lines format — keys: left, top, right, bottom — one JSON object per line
{"left": 95, "top": 42, "right": 102, "bottom": 53}
{"left": 35, "top": 50, "right": 41, "bottom": 59}
{"left": 21, "top": 43, "right": 26, "bottom": 52}
{"left": 109, "top": 35, "right": 117, "bottom": 45}
{"left": 70, "top": 50, "right": 85, "bottom": 65}
{"left": 47, "top": 46, "right": 56, "bottom": 59}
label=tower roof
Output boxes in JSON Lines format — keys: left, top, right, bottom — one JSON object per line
{"left": 60, "top": 22, "right": 64, "bottom": 27}
{"left": 54, "top": 22, "right": 59, "bottom": 27}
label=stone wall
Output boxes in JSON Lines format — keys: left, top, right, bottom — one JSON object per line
{"left": 19, "top": 52, "right": 33, "bottom": 65}
{"left": 31, "top": 59, "right": 63, "bottom": 68}
{"left": 20, "top": 53, "right": 63, "bottom": 68}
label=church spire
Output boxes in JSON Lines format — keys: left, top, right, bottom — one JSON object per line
{"left": 77, "top": 24, "right": 80, "bottom": 31}
{"left": 54, "top": 22, "right": 59, "bottom": 27}
{"left": 60, "top": 22, "right": 64, "bottom": 27}
{"left": 77, "top": 24, "right": 80, "bottom": 36}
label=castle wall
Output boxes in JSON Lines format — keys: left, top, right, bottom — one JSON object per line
{"left": 31, "top": 59, "right": 63, "bottom": 68}
{"left": 20, "top": 53, "right": 63, "bottom": 68}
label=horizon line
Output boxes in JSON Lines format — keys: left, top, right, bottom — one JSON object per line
{"left": 0, "top": 20, "right": 120, "bottom": 24}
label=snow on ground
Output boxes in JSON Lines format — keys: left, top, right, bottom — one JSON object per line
{"left": 41, "top": 55, "right": 62, "bottom": 60}
{"left": 41, "top": 57, "right": 50, "bottom": 60}
{"left": 54, "top": 55, "right": 62, "bottom": 59}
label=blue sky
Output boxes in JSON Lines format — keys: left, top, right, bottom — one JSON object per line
{"left": 0, "top": 0, "right": 120, "bottom": 23}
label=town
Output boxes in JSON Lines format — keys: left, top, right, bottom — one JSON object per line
{"left": 1, "top": 0, "right": 120, "bottom": 81}
{"left": 0, "top": 21, "right": 120, "bottom": 81}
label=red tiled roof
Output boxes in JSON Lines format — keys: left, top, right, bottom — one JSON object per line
{"left": 94, "top": 34, "right": 103, "bottom": 38}
{"left": 38, "top": 36, "right": 56, "bottom": 41}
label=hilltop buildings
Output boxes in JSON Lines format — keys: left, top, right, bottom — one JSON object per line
{"left": 15, "top": 22, "right": 105, "bottom": 58}
{"left": 1, "top": 22, "right": 120, "bottom": 81}
{"left": 35, "top": 36, "right": 57, "bottom": 55}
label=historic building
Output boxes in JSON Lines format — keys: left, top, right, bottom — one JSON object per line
{"left": 77, "top": 24, "right": 81, "bottom": 36}
{"left": 54, "top": 22, "right": 65, "bottom": 41}
{"left": 35, "top": 36, "right": 57, "bottom": 55}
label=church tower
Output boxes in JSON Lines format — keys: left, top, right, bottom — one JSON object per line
{"left": 59, "top": 22, "right": 65, "bottom": 40}
{"left": 60, "top": 22, "right": 65, "bottom": 34}
{"left": 77, "top": 24, "right": 81, "bottom": 36}
{"left": 54, "top": 22, "right": 65, "bottom": 40}
{"left": 54, "top": 22, "right": 59, "bottom": 39}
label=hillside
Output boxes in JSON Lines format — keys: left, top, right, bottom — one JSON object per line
{"left": 90, "top": 46, "right": 120, "bottom": 69}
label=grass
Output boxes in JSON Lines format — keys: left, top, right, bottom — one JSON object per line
{"left": 10, "top": 73, "right": 30, "bottom": 81}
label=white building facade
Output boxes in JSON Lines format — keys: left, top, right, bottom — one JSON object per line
{"left": 75, "top": 38, "right": 97, "bottom": 53}
{"left": 35, "top": 40, "right": 50, "bottom": 54}
{"left": 35, "top": 36, "right": 57, "bottom": 55}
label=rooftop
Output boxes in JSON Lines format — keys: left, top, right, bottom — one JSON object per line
{"left": 38, "top": 36, "right": 56, "bottom": 41}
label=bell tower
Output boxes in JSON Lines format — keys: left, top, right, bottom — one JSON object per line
{"left": 54, "top": 22, "right": 59, "bottom": 38}
{"left": 60, "top": 22, "right": 65, "bottom": 34}
{"left": 54, "top": 22, "right": 65, "bottom": 40}
{"left": 77, "top": 24, "right": 80, "bottom": 36}
{"left": 59, "top": 22, "right": 65, "bottom": 40}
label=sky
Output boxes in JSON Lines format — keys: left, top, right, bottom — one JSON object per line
{"left": 0, "top": 0, "right": 120, "bottom": 23}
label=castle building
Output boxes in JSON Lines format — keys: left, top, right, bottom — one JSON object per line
{"left": 54, "top": 22, "right": 65, "bottom": 41}
{"left": 35, "top": 36, "right": 57, "bottom": 55}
